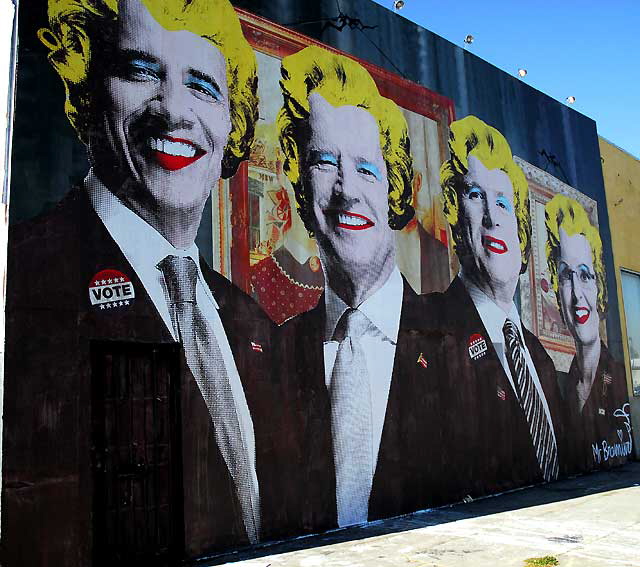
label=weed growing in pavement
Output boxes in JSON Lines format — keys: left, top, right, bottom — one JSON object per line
{"left": 524, "top": 556, "right": 559, "bottom": 567}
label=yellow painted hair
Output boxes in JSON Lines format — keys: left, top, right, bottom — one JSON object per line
{"left": 38, "top": 0, "right": 258, "bottom": 178}
{"left": 544, "top": 194, "right": 607, "bottom": 314}
{"left": 277, "top": 45, "right": 414, "bottom": 234}
{"left": 440, "top": 115, "right": 531, "bottom": 272}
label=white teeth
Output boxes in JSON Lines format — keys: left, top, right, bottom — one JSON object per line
{"left": 576, "top": 308, "right": 589, "bottom": 316}
{"left": 149, "top": 137, "right": 197, "bottom": 158}
{"left": 338, "top": 213, "right": 368, "bottom": 226}
{"left": 486, "top": 239, "right": 506, "bottom": 251}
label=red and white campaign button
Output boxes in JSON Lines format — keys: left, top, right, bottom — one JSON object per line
{"left": 89, "top": 269, "right": 135, "bottom": 310}
{"left": 468, "top": 333, "right": 487, "bottom": 361}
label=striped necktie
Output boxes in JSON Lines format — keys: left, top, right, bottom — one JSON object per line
{"left": 502, "top": 318, "right": 559, "bottom": 481}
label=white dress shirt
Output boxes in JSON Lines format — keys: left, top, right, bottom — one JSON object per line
{"left": 323, "top": 266, "right": 403, "bottom": 472}
{"left": 86, "top": 171, "right": 260, "bottom": 523}
{"left": 461, "top": 273, "right": 556, "bottom": 440}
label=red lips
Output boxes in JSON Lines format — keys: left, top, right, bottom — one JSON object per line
{"left": 154, "top": 153, "right": 202, "bottom": 171}
{"left": 574, "top": 307, "right": 590, "bottom": 325}
{"left": 483, "top": 235, "right": 508, "bottom": 254}
{"left": 335, "top": 211, "right": 374, "bottom": 230}
{"left": 151, "top": 136, "right": 205, "bottom": 171}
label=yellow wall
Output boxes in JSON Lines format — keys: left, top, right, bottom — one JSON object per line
{"left": 599, "top": 137, "right": 640, "bottom": 457}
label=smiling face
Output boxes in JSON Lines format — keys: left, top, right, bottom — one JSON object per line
{"left": 459, "top": 155, "right": 521, "bottom": 300}
{"left": 558, "top": 227, "right": 600, "bottom": 347}
{"left": 302, "top": 93, "right": 395, "bottom": 284}
{"left": 92, "top": 0, "right": 231, "bottom": 219}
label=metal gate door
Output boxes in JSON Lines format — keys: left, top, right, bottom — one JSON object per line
{"left": 91, "top": 342, "right": 184, "bottom": 565}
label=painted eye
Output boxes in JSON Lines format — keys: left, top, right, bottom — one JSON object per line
{"left": 578, "top": 265, "right": 595, "bottom": 283}
{"left": 186, "top": 74, "right": 222, "bottom": 101}
{"left": 126, "top": 59, "right": 160, "bottom": 81}
{"left": 558, "top": 267, "right": 572, "bottom": 283}
{"left": 315, "top": 153, "right": 339, "bottom": 168}
{"left": 357, "top": 162, "right": 382, "bottom": 181}
{"left": 496, "top": 196, "right": 513, "bottom": 213}
{"left": 467, "top": 187, "right": 483, "bottom": 200}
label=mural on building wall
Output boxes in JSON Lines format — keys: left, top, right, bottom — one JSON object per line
{"left": 2, "top": 0, "right": 632, "bottom": 565}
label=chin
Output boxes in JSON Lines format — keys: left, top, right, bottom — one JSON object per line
{"left": 577, "top": 328, "right": 600, "bottom": 348}
{"left": 484, "top": 269, "right": 518, "bottom": 292}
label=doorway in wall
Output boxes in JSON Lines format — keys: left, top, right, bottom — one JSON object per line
{"left": 90, "top": 341, "right": 184, "bottom": 565}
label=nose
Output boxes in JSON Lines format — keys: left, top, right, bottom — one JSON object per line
{"left": 569, "top": 272, "right": 585, "bottom": 303}
{"left": 150, "top": 77, "right": 194, "bottom": 130}
{"left": 333, "top": 161, "right": 359, "bottom": 201}
{"left": 482, "top": 199, "right": 498, "bottom": 229}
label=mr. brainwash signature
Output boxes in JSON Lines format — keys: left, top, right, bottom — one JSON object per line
{"left": 592, "top": 403, "right": 633, "bottom": 464}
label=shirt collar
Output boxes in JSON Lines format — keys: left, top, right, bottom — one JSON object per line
{"left": 460, "top": 270, "right": 523, "bottom": 345}
{"left": 325, "top": 266, "right": 403, "bottom": 343}
{"left": 85, "top": 170, "right": 217, "bottom": 307}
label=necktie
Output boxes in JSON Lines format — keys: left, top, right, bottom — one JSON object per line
{"left": 158, "top": 255, "right": 260, "bottom": 543}
{"left": 330, "top": 308, "right": 375, "bottom": 527}
{"left": 503, "top": 318, "right": 559, "bottom": 481}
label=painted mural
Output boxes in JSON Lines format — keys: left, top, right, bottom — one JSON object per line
{"left": 2, "top": 0, "right": 632, "bottom": 565}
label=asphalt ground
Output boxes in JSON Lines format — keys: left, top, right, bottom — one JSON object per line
{"left": 201, "top": 461, "right": 640, "bottom": 567}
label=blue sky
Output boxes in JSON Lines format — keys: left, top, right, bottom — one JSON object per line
{"left": 371, "top": 0, "right": 640, "bottom": 159}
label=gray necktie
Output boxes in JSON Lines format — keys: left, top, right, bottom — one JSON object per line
{"left": 330, "top": 307, "right": 375, "bottom": 527}
{"left": 158, "top": 255, "right": 260, "bottom": 543}
{"left": 503, "top": 318, "right": 559, "bottom": 481}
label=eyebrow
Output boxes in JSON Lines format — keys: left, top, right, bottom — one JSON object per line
{"left": 117, "top": 48, "right": 158, "bottom": 64}
{"left": 559, "top": 261, "right": 593, "bottom": 272}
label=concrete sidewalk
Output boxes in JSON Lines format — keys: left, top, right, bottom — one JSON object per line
{"left": 205, "top": 462, "right": 640, "bottom": 567}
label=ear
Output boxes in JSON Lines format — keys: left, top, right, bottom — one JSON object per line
{"left": 412, "top": 171, "right": 422, "bottom": 196}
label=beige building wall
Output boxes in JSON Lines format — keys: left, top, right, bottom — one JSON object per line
{"left": 600, "top": 137, "right": 640, "bottom": 458}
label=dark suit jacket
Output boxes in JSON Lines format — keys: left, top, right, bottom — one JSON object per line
{"left": 266, "top": 277, "right": 449, "bottom": 540}
{"left": 564, "top": 342, "right": 632, "bottom": 473}
{"left": 435, "top": 276, "right": 566, "bottom": 498}
{"left": 2, "top": 188, "right": 276, "bottom": 566}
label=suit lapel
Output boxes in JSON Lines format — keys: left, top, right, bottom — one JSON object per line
{"left": 261, "top": 297, "right": 336, "bottom": 538}
{"left": 200, "top": 262, "right": 273, "bottom": 398}
{"left": 440, "top": 276, "right": 541, "bottom": 494}
{"left": 69, "top": 188, "right": 173, "bottom": 343}
{"left": 295, "top": 297, "right": 338, "bottom": 530}
{"left": 369, "top": 280, "right": 446, "bottom": 518}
